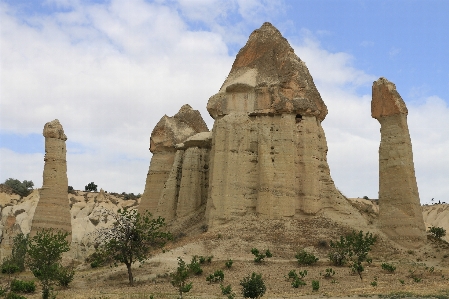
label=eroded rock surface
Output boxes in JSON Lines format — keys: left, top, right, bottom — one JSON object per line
{"left": 30, "top": 119, "right": 72, "bottom": 242}
{"left": 139, "top": 105, "right": 209, "bottom": 216}
{"left": 372, "top": 77, "right": 426, "bottom": 247}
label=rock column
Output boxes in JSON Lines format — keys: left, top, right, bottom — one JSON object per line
{"left": 31, "top": 119, "right": 72, "bottom": 242}
{"left": 372, "top": 77, "right": 426, "bottom": 247}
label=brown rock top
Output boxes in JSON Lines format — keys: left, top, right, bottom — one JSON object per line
{"left": 150, "top": 105, "right": 208, "bottom": 153}
{"left": 371, "top": 77, "right": 408, "bottom": 119}
{"left": 43, "top": 119, "right": 67, "bottom": 140}
{"left": 207, "top": 22, "right": 327, "bottom": 121}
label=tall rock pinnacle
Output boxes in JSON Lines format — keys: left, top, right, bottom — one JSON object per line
{"left": 31, "top": 119, "right": 72, "bottom": 242}
{"left": 372, "top": 78, "right": 426, "bottom": 247}
{"left": 207, "top": 22, "right": 327, "bottom": 121}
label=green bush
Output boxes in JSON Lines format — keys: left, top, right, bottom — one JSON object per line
{"left": 220, "top": 284, "right": 236, "bottom": 299}
{"left": 295, "top": 250, "right": 318, "bottom": 265}
{"left": 3, "top": 178, "right": 34, "bottom": 197}
{"left": 251, "top": 248, "right": 272, "bottom": 263}
{"left": 1, "top": 233, "right": 29, "bottom": 275}
{"left": 85, "top": 182, "right": 97, "bottom": 192}
{"left": 225, "top": 259, "right": 233, "bottom": 269}
{"left": 312, "top": 280, "right": 320, "bottom": 291}
{"left": 329, "top": 230, "right": 377, "bottom": 280}
{"left": 57, "top": 265, "right": 75, "bottom": 287}
{"left": 381, "top": 263, "right": 396, "bottom": 273}
{"left": 206, "top": 270, "right": 224, "bottom": 283}
{"left": 322, "top": 268, "right": 335, "bottom": 278}
{"left": 1, "top": 259, "right": 20, "bottom": 274}
{"left": 10, "top": 279, "right": 36, "bottom": 293}
{"left": 189, "top": 256, "right": 203, "bottom": 275}
{"left": 240, "top": 273, "right": 266, "bottom": 299}
{"left": 171, "top": 257, "right": 192, "bottom": 299}
{"left": 286, "top": 270, "right": 307, "bottom": 288}
{"left": 428, "top": 226, "right": 446, "bottom": 239}
{"left": 5, "top": 293, "right": 27, "bottom": 299}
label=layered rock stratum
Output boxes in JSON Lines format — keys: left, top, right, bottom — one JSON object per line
{"left": 30, "top": 119, "right": 72, "bottom": 242}
{"left": 372, "top": 78, "right": 426, "bottom": 247}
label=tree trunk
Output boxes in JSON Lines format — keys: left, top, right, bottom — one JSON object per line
{"left": 126, "top": 262, "right": 133, "bottom": 286}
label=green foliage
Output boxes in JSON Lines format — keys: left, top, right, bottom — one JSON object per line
{"left": 295, "top": 250, "right": 318, "bottom": 265}
{"left": 171, "top": 257, "right": 192, "bottom": 299}
{"left": 311, "top": 280, "right": 320, "bottom": 291}
{"left": 250, "top": 248, "right": 272, "bottom": 263}
{"left": 10, "top": 279, "right": 36, "bottom": 293}
{"left": 93, "top": 208, "right": 172, "bottom": 285}
{"left": 329, "top": 230, "right": 377, "bottom": 280}
{"left": 1, "top": 260, "right": 19, "bottom": 274}
{"left": 5, "top": 293, "right": 27, "bottom": 299}
{"left": 3, "top": 178, "right": 34, "bottom": 197}
{"left": 381, "top": 263, "right": 396, "bottom": 273}
{"left": 85, "top": 182, "right": 97, "bottom": 192}
{"left": 225, "top": 259, "right": 233, "bottom": 269}
{"left": 321, "top": 268, "right": 335, "bottom": 279}
{"left": 57, "top": 265, "right": 75, "bottom": 287}
{"left": 240, "top": 273, "right": 266, "bottom": 299}
{"left": 220, "top": 284, "right": 236, "bottom": 299}
{"left": 188, "top": 256, "right": 203, "bottom": 275}
{"left": 206, "top": 270, "right": 224, "bottom": 283}
{"left": 26, "top": 228, "right": 70, "bottom": 299}
{"left": 286, "top": 270, "right": 307, "bottom": 288}
{"left": 1, "top": 233, "right": 28, "bottom": 275}
{"left": 428, "top": 226, "right": 447, "bottom": 239}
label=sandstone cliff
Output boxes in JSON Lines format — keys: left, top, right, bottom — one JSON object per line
{"left": 372, "top": 78, "right": 426, "bottom": 247}
{"left": 30, "top": 119, "right": 72, "bottom": 242}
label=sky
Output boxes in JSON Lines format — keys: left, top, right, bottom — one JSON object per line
{"left": 1, "top": 0, "right": 448, "bottom": 204}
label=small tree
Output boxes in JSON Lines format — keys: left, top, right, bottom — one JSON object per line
{"left": 240, "top": 273, "right": 266, "bottom": 299}
{"left": 1, "top": 233, "right": 28, "bottom": 274}
{"left": 171, "top": 257, "right": 192, "bottom": 299}
{"left": 251, "top": 248, "right": 272, "bottom": 263}
{"left": 93, "top": 208, "right": 171, "bottom": 285}
{"left": 428, "top": 226, "right": 446, "bottom": 239}
{"left": 329, "top": 230, "right": 377, "bottom": 280}
{"left": 85, "top": 182, "right": 97, "bottom": 192}
{"left": 3, "top": 178, "right": 34, "bottom": 197}
{"left": 26, "top": 229, "right": 71, "bottom": 299}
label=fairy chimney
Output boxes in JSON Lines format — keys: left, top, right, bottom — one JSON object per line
{"left": 372, "top": 77, "right": 426, "bottom": 247}
{"left": 31, "top": 119, "right": 72, "bottom": 242}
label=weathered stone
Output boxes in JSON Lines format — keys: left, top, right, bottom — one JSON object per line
{"left": 30, "top": 120, "right": 72, "bottom": 242}
{"left": 372, "top": 77, "right": 426, "bottom": 247}
{"left": 207, "top": 22, "right": 327, "bottom": 121}
{"left": 139, "top": 105, "right": 209, "bottom": 215}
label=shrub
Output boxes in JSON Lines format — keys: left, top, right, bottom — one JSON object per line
{"left": 286, "top": 270, "right": 307, "bottom": 288}
{"left": 220, "top": 284, "right": 236, "bottom": 299}
{"left": 321, "top": 268, "right": 335, "bottom": 278}
{"left": 171, "top": 257, "right": 192, "bottom": 299}
{"left": 1, "top": 259, "right": 20, "bottom": 274}
{"left": 295, "top": 250, "right": 318, "bottom": 265}
{"left": 312, "top": 280, "right": 320, "bottom": 291}
{"left": 57, "top": 265, "right": 75, "bottom": 287}
{"left": 381, "top": 263, "right": 396, "bottom": 273}
{"left": 251, "top": 248, "right": 272, "bottom": 263}
{"left": 240, "top": 273, "right": 266, "bottom": 299}
{"left": 85, "top": 182, "right": 97, "bottom": 192}
{"left": 5, "top": 293, "right": 27, "bottom": 299}
{"left": 3, "top": 178, "right": 34, "bottom": 197}
{"left": 10, "top": 279, "right": 36, "bottom": 293}
{"left": 428, "top": 226, "right": 446, "bottom": 239}
{"left": 189, "top": 256, "right": 203, "bottom": 275}
{"left": 329, "top": 230, "right": 377, "bottom": 280}
{"left": 225, "top": 259, "right": 233, "bottom": 269}
{"left": 206, "top": 270, "right": 224, "bottom": 283}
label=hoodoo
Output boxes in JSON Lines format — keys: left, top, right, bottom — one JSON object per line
{"left": 30, "top": 119, "right": 72, "bottom": 242}
{"left": 372, "top": 77, "right": 426, "bottom": 247}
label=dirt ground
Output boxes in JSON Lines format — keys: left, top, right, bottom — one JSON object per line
{"left": 3, "top": 215, "right": 449, "bottom": 299}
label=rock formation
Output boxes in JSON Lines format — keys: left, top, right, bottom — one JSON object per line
{"left": 205, "top": 22, "right": 356, "bottom": 226}
{"left": 137, "top": 23, "right": 364, "bottom": 228}
{"left": 139, "top": 105, "right": 209, "bottom": 218}
{"left": 372, "top": 77, "right": 426, "bottom": 247}
{"left": 30, "top": 119, "right": 72, "bottom": 242}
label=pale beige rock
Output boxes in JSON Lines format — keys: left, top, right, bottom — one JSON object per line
{"left": 372, "top": 78, "right": 426, "bottom": 247}
{"left": 30, "top": 119, "right": 72, "bottom": 242}
{"left": 139, "top": 105, "right": 209, "bottom": 216}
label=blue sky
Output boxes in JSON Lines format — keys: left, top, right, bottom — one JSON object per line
{"left": 1, "top": 0, "right": 448, "bottom": 203}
